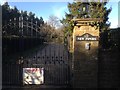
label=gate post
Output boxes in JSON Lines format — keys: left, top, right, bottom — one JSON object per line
{"left": 72, "top": 18, "right": 102, "bottom": 88}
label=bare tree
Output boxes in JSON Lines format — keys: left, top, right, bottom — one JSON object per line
{"left": 47, "top": 15, "right": 61, "bottom": 29}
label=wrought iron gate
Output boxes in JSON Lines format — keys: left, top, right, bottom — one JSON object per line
{"left": 2, "top": 43, "right": 71, "bottom": 87}
{"left": 23, "top": 43, "right": 71, "bottom": 86}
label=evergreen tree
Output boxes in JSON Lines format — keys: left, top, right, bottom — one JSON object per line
{"left": 61, "top": 1, "right": 112, "bottom": 37}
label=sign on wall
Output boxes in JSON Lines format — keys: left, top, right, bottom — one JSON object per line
{"left": 76, "top": 33, "right": 99, "bottom": 41}
{"left": 23, "top": 68, "right": 44, "bottom": 85}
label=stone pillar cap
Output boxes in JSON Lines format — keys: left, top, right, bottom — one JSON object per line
{"left": 72, "top": 18, "right": 103, "bottom": 22}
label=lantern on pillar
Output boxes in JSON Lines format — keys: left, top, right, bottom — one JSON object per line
{"left": 80, "top": 2, "right": 89, "bottom": 18}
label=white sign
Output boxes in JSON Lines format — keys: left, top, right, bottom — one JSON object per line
{"left": 23, "top": 68, "right": 44, "bottom": 85}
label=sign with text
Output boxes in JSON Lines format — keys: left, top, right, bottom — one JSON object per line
{"left": 23, "top": 68, "right": 44, "bottom": 85}
{"left": 76, "top": 33, "right": 99, "bottom": 41}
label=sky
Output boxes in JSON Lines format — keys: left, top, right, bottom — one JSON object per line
{"left": 0, "top": 0, "right": 119, "bottom": 28}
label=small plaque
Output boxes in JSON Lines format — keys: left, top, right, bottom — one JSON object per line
{"left": 76, "top": 33, "right": 99, "bottom": 41}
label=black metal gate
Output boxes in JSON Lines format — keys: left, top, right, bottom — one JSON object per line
{"left": 23, "top": 43, "right": 71, "bottom": 86}
{"left": 2, "top": 43, "right": 71, "bottom": 87}
{"left": 2, "top": 60, "right": 23, "bottom": 86}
